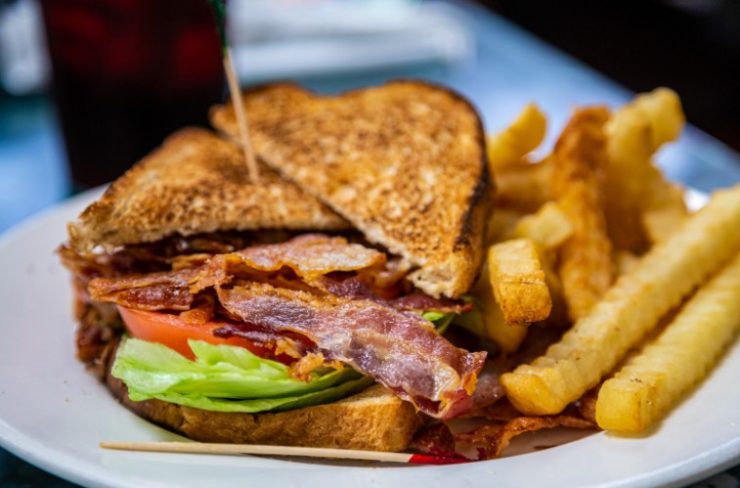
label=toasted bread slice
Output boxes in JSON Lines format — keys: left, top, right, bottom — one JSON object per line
{"left": 68, "top": 128, "right": 349, "bottom": 252}
{"left": 105, "top": 350, "right": 422, "bottom": 451}
{"left": 211, "top": 81, "right": 492, "bottom": 298}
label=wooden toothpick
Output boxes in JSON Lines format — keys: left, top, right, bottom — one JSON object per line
{"left": 209, "top": 0, "right": 260, "bottom": 182}
{"left": 100, "top": 441, "right": 469, "bottom": 465}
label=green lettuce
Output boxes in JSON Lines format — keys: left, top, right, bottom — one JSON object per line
{"left": 422, "top": 311, "right": 455, "bottom": 334}
{"left": 111, "top": 338, "right": 371, "bottom": 413}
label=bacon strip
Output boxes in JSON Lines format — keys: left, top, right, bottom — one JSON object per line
{"left": 187, "top": 234, "right": 388, "bottom": 294}
{"left": 411, "top": 400, "right": 596, "bottom": 460}
{"left": 89, "top": 233, "right": 384, "bottom": 305}
{"left": 216, "top": 282, "right": 485, "bottom": 419}
{"left": 456, "top": 414, "right": 596, "bottom": 459}
{"left": 317, "top": 277, "right": 470, "bottom": 313}
{"left": 88, "top": 269, "right": 199, "bottom": 311}
{"left": 390, "top": 294, "right": 471, "bottom": 314}
{"left": 230, "top": 234, "right": 385, "bottom": 280}
{"left": 89, "top": 233, "right": 469, "bottom": 314}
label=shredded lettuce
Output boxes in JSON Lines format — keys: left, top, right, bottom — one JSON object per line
{"left": 112, "top": 338, "right": 371, "bottom": 413}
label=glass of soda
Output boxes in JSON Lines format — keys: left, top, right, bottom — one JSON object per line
{"left": 40, "top": 0, "right": 225, "bottom": 188}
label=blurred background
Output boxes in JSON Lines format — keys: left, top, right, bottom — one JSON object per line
{"left": 0, "top": 0, "right": 739, "bottom": 485}
{"left": 1, "top": 0, "right": 740, "bottom": 228}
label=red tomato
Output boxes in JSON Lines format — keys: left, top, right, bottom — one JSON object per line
{"left": 118, "top": 307, "right": 270, "bottom": 360}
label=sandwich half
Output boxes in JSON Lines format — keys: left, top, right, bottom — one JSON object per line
{"left": 60, "top": 82, "right": 491, "bottom": 452}
{"left": 211, "top": 80, "right": 491, "bottom": 298}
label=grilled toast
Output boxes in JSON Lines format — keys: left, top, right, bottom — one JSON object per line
{"left": 68, "top": 128, "right": 349, "bottom": 253}
{"left": 211, "top": 81, "right": 492, "bottom": 298}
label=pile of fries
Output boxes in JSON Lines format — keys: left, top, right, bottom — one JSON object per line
{"left": 462, "top": 88, "right": 740, "bottom": 440}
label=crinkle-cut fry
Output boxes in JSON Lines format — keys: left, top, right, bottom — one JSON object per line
{"left": 514, "top": 202, "right": 573, "bottom": 250}
{"left": 501, "top": 185, "right": 740, "bottom": 415}
{"left": 494, "top": 161, "right": 553, "bottom": 212}
{"left": 631, "top": 87, "right": 685, "bottom": 150}
{"left": 552, "top": 106, "right": 614, "bottom": 321}
{"left": 596, "top": 252, "right": 740, "bottom": 433}
{"left": 487, "top": 103, "right": 547, "bottom": 171}
{"left": 488, "top": 239, "right": 552, "bottom": 325}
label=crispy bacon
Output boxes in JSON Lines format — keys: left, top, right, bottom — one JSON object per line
{"left": 318, "top": 277, "right": 469, "bottom": 313}
{"left": 58, "top": 231, "right": 298, "bottom": 290}
{"left": 390, "top": 294, "right": 472, "bottom": 314}
{"left": 212, "top": 322, "right": 315, "bottom": 359}
{"left": 467, "top": 363, "right": 506, "bottom": 413}
{"left": 216, "top": 282, "right": 485, "bottom": 419}
{"left": 231, "top": 234, "right": 386, "bottom": 279}
{"left": 410, "top": 423, "right": 458, "bottom": 457}
{"left": 411, "top": 399, "right": 596, "bottom": 460}
{"left": 88, "top": 269, "right": 199, "bottom": 311}
{"left": 456, "top": 413, "right": 596, "bottom": 459}
{"left": 89, "top": 234, "right": 468, "bottom": 315}
{"left": 185, "top": 234, "right": 387, "bottom": 294}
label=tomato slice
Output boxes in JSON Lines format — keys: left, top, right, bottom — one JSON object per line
{"left": 118, "top": 306, "right": 271, "bottom": 360}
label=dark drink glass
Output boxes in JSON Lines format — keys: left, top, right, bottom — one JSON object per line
{"left": 40, "top": 0, "right": 225, "bottom": 188}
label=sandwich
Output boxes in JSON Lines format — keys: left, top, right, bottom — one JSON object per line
{"left": 59, "top": 81, "right": 492, "bottom": 452}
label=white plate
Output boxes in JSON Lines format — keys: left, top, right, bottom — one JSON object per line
{"left": 0, "top": 189, "right": 737, "bottom": 488}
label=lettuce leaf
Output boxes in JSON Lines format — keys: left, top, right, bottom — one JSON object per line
{"left": 128, "top": 376, "right": 374, "bottom": 413}
{"left": 422, "top": 311, "right": 455, "bottom": 334}
{"left": 112, "top": 338, "right": 370, "bottom": 413}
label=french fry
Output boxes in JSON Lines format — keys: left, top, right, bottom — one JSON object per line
{"left": 501, "top": 185, "right": 740, "bottom": 415}
{"left": 641, "top": 180, "right": 688, "bottom": 245}
{"left": 514, "top": 202, "right": 573, "bottom": 250}
{"left": 506, "top": 206, "right": 570, "bottom": 327}
{"left": 631, "top": 87, "right": 685, "bottom": 150}
{"left": 541, "top": 257, "right": 569, "bottom": 328}
{"left": 457, "top": 264, "right": 528, "bottom": 353}
{"left": 488, "top": 239, "right": 552, "bottom": 325}
{"left": 494, "top": 160, "right": 553, "bottom": 212}
{"left": 487, "top": 103, "right": 547, "bottom": 171}
{"left": 602, "top": 88, "right": 685, "bottom": 252}
{"left": 642, "top": 205, "right": 688, "bottom": 245}
{"left": 551, "top": 106, "right": 614, "bottom": 320}
{"left": 603, "top": 105, "right": 656, "bottom": 251}
{"left": 614, "top": 250, "right": 640, "bottom": 277}
{"left": 596, "top": 252, "right": 740, "bottom": 433}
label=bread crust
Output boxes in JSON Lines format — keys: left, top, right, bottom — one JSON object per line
{"left": 104, "top": 342, "right": 422, "bottom": 451}
{"left": 211, "top": 81, "right": 493, "bottom": 298}
{"left": 68, "top": 128, "right": 350, "bottom": 253}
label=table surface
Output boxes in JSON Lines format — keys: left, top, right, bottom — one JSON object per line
{"left": 0, "top": 1, "right": 738, "bottom": 486}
